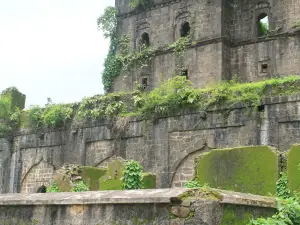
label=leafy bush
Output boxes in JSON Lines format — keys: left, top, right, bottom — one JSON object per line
{"left": 46, "top": 182, "right": 60, "bottom": 193}
{"left": 72, "top": 180, "right": 89, "bottom": 192}
{"left": 122, "top": 160, "right": 143, "bottom": 190}
{"left": 184, "top": 180, "right": 202, "bottom": 188}
{"left": 43, "top": 104, "right": 73, "bottom": 128}
{"left": 78, "top": 93, "right": 127, "bottom": 120}
{"left": 129, "top": 0, "right": 150, "bottom": 9}
{"left": 277, "top": 172, "right": 291, "bottom": 199}
{"left": 27, "top": 105, "right": 44, "bottom": 128}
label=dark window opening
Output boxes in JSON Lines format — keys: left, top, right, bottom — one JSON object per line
{"left": 181, "top": 69, "right": 188, "bottom": 79}
{"left": 257, "top": 105, "right": 265, "bottom": 112}
{"left": 37, "top": 185, "right": 47, "bottom": 193}
{"left": 142, "top": 78, "right": 148, "bottom": 89}
{"left": 139, "top": 32, "right": 150, "bottom": 51}
{"left": 257, "top": 14, "right": 269, "bottom": 37}
{"left": 180, "top": 22, "right": 190, "bottom": 37}
{"left": 261, "top": 63, "right": 268, "bottom": 73}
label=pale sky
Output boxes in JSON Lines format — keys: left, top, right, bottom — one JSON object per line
{"left": 0, "top": 0, "right": 114, "bottom": 108}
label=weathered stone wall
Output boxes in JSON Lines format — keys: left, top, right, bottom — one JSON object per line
{"left": 0, "top": 189, "right": 277, "bottom": 225}
{"left": 1, "top": 95, "right": 300, "bottom": 193}
{"left": 112, "top": 0, "right": 300, "bottom": 92}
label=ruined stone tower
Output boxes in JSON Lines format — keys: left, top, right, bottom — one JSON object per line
{"left": 112, "top": 0, "right": 300, "bottom": 92}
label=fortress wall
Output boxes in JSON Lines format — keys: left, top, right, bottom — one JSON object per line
{"left": 1, "top": 95, "right": 300, "bottom": 193}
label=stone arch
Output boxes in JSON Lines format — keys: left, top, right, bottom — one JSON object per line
{"left": 20, "top": 159, "right": 55, "bottom": 193}
{"left": 139, "top": 32, "right": 150, "bottom": 50}
{"left": 180, "top": 21, "right": 191, "bottom": 37}
{"left": 171, "top": 145, "right": 212, "bottom": 187}
{"left": 36, "top": 185, "right": 47, "bottom": 193}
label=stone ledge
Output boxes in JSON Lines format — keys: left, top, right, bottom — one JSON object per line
{"left": 0, "top": 188, "right": 276, "bottom": 208}
{"left": 0, "top": 189, "right": 187, "bottom": 205}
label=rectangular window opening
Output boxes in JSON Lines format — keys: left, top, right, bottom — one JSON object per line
{"left": 261, "top": 64, "right": 268, "bottom": 73}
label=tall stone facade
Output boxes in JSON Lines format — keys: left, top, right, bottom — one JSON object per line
{"left": 112, "top": 0, "right": 300, "bottom": 92}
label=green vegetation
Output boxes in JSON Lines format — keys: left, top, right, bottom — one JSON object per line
{"left": 2, "top": 75, "right": 300, "bottom": 132}
{"left": 195, "top": 146, "right": 278, "bottom": 195}
{"left": 122, "top": 160, "right": 143, "bottom": 190}
{"left": 82, "top": 166, "right": 107, "bottom": 190}
{"left": 141, "top": 173, "right": 156, "bottom": 189}
{"left": 221, "top": 206, "right": 256, "bottom": 225}
{"left": 46, "top": 181, "right": 60, "bottom": 193}
{"left": 248, "top": 174, "right": 300, "bottom": 225}
{"left": 258, "top": 21, "right": 269, "bottom": 36}
{"left": 72, "top": 180, "right": 89, "bottom": 192}
{"left": 277, "top": 172, "right": 291, "bottom": 199}
{"left": 129, "top": 0, "right": 151, "bottom": 9}
{"left": 183, "top": 180, "right": 202, "bottom": 188}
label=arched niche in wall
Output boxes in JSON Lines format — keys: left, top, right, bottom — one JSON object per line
{"left": 174, "top": 11, "right": 191, "bottom": 40}
{"left": 252, "top": 1, "right": 271, "bottom": 38}
{"left": 135, "top": 20, "right": 151, "bottom": 51}
{"left": 37, "top": 185, "right": 47, "bottom": 193}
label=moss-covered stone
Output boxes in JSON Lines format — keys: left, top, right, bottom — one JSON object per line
{"left": 287, "top": 144, "right": 300, "bottom": 193}
{"left": 195, "top": 146, "right": 278, "bottom": 195}
{"left": 99, "top": 158, "right": 125, "bottom": 190}
{"left": 141, "top": 173, "right": 156, "bottom": 189}
{"left": 221, "top": 205, "right": 275, "bottom": 225}
{"left": 82, "top": 166, "right": 107, "bottom": 190}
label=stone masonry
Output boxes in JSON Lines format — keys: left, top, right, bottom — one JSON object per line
{"left": 112, "top": 0, "right": 300, "bottom": 92}
{"left": 2, "top": 95, "right": 300, "bottom": 193}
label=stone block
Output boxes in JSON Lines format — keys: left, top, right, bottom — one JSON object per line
{"left": 195, "top": 146, "right": 279, "bottom": 195}
{"left": 287, "top": 144, "right": 300, "bottom": 193}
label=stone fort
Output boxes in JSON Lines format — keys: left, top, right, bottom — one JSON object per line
{"left": 113, "top": 0, "right": 300, "bottom": 92}
{"left": 0, "top": 1, "right": 299, "bottom": 224}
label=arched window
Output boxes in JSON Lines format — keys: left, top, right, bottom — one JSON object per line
{"left": 37, "top": 185, "right": 47, "bottom": 193}
{"left": 139, "top": 32, "right": 150, "bottom": 51}
{"left": 180, "top": 22, "right": 190, "bottom": 37}
{"left": 257, "top": 13, "right": 269, "bottom": 37}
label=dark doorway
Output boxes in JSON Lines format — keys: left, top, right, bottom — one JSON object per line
{"left": 37, "top": 185, "right": 47, "bottom": 193}
{"left": 180, "top": 22, "right": 190, "bottom": 37}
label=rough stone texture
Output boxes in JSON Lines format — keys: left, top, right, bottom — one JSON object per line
{"left": 112, "top": 0, "right": 300, "bottom": 92}
{"left": 0, "top": 188, "right": 276, "bottom": 225}
{"left": 3, "top": 96, "right": 300, "bottom": 193}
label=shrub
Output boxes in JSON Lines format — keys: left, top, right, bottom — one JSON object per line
{"left": 43, "top": 104, "right": 73, "bottom": 128}
{"left": 122, "top": 160, "right": 143, "bottom": 190}
{"left": 27, "top": 105, "right": 44, "bottom": 128}
{"left": 46, "top": 182, "right": 60, "bottom": 193}
{"left": 72, "top": 180, "right": 89, "bottom": 192}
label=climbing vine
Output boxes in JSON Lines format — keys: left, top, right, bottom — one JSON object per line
{"left": 122, "top": 160, "right": 143, "bottom": 190}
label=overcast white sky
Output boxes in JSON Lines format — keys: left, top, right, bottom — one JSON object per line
{"left": 0, "top": 0, "right": 114, "bottom": 108}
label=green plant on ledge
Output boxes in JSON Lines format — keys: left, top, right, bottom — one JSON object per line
{"left": 122, "top": 160, "right": 143, "bottom": 190}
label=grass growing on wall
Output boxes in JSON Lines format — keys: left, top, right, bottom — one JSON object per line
{"left": 195, "top": 146, "right": 278, "bottom": 195}
{"left": 2, "top": 75, "right": 300, "bottom": 133}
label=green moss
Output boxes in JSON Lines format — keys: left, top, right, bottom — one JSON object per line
{"left": 195, "top": 146, "right": 278, "bottom": 195}
{"left": 221, "top": 205, "right": 276, "bottom": 225}
{"left": 99, "top": 159, "right": 125, "bottom": 190}
{"left": 82, "top": 166, "right": 107, "bottom": 190}
{"left": 221, "top": 206, "right": 254, "bottom": 225}
{"left": 287, "top": 145, "right": 300, "bottom": 193}
{"left": 141, "top": 173, "right": 156, "bottom": 189}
